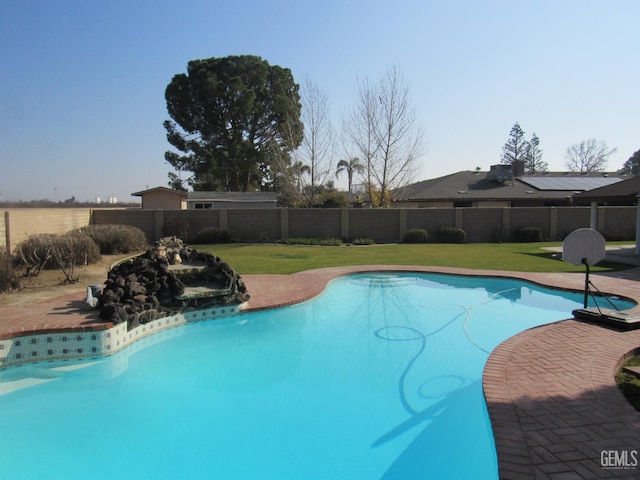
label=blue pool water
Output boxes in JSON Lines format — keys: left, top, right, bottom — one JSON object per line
{"left": 0, "top": 273, "right": 634, "bottom": 479}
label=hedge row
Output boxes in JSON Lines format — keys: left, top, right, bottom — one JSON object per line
{"left": 403, "top": 227, "right": 467, "bottom": 244}
{"left": 0, "top": 225, "right": 150, "bottom": 291}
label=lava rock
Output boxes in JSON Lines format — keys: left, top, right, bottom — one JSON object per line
{"left": 98, "top": 239, "right": 250, "bottom": 331}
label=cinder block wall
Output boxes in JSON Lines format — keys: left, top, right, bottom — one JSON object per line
{"left": 118, "top": 206, "right": 632, "bottom": 244}
{"left": 1, "top": 208, "right": 92, "bottom": 253}
{"left": 91, "top": 209, "right": 157, "bottom": 242}
{"left": 2, "top": 206, "right": 636, "bottom": 251}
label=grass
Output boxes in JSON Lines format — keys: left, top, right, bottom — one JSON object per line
{"left": 193, "top": 241, "right": 633, "bottom": 275}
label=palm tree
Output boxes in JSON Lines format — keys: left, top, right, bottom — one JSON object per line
{"left": 291, "top": 161, "right": 310, "bottom": 194}
{"left": 335, "top": 157, "right": 364, "bottom": 193}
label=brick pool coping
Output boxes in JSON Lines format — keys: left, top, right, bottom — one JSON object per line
{"left": 2, "top": 264, "right": 640, "bottom": 478}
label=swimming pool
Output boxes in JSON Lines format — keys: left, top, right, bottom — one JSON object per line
{"left": 0, "top": 272, "right": 634, "bottom": 479}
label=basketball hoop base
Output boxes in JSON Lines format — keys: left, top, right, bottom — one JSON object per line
{"left": 572, "top": 308, "right": 640, "bottom": 330}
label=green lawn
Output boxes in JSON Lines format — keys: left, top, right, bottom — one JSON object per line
{"left": 194, "top": 242, "right": 632, "bottom": 275}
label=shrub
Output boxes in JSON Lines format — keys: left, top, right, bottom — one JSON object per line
{"left": 51, "top": 231, "right": 101, "bottom": 283}
{"left": 280, "top": 237, "right": 342, "bottom": 246}
{"left": 15, "top": 232, "right": 101, "bottom": 280}
{"left": 403, "top": 228, "right": 429, "bottom": 244}
{"left": 192, "top": 227, "right": 237, "bottom": 244}
{"left": 318, "top": 237, "right": 342, "bottom": 246}
{"left": 602, "top": 229, "right": 634, "bottom": 242}
{"left": 15, "top": 234, "right": 58, "bottom": 275}
{"left": 319, "top": 191, "right": 350, "bottom": 208}
{"left": 514, "top": 226, "right": 542, "bottom": 242}
{"left": 0, "top": 247, "right": 21, "bottom": 292}
{"left": 351, "top": 238, "right": 375, "bottom": 245}
{"left": 82, "top": 225, "right": 148, "bottom": 254}
{"left": 435, "top": 227, "right": 467, "bottom": 244}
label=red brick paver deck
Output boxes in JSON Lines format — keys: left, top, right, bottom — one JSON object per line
{"left": 2, "top": 264, "right": 640, "bottom": 479}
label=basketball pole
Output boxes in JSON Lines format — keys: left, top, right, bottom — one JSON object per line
{"left": 582, "top": 257, "right": 589, "bottom": 308}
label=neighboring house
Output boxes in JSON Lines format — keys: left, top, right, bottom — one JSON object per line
{"left": 572, "top": 175, "right": 640, "bottom": 206}
{"left": 573, "top": 175, "right": 640, "bottom": 255}
{"left": 393, "top": 162, "right": 626, "bottom": 208}
{"left": 187, "top": 191, "right": 278, "bottom": 209}
{"left": 131, "top": 188, "right": 278, "bottom": 210}
{"left": 131, "top": 187, "right": 188, "bottom": 210}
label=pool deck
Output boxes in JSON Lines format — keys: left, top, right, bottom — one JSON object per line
{"left": 2, "top": 263, "right": 640, "bottom": 479}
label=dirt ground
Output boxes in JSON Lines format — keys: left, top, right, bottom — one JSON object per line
{"left": 0, "top": 254, "right": 133, "bottom": 307}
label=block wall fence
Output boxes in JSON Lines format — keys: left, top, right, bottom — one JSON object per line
{"left": 1, "top": 206, "right": 636, "bottom": 252}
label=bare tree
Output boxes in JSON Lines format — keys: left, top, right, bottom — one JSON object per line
{"left": 565, "top": 138, "right": 617, "bottom": 173}
{"left": 343, "top": 76, "right": 379, "bottom": 205}
{"left": 344, "top": 65, "right": 424, "bottom": 207}
{"left": 289, "top": 77, "right": 335, "bottom": 207}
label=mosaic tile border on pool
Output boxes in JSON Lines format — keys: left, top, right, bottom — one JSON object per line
{"left": 0, "top": 303, "right": 247, "bottom": 369}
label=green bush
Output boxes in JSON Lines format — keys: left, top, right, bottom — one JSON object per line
{"left": 192, "top": 227, "right": 237, "bottom": 244}
{"left": 514, "top": 226, "right": 542, "bottom": 242}
{"left": 280, "top": 237, "right": 342, "bottom": 246}
{"left": 81, "top": 225, "right": 148, "bottom": 254}
{"left": 319, "top": 191, "right": 350, "bottom": 208}
{"left": 0, "top": 247, "right": 21, "bottom": 292}
{"left": 403, "top": 229, "right": 429, "bottom": 244}
{"left": 351, "top": 238, "right": 376, "bottom": 245}
{"left": 435, "top": 227, "right": 467, "bottom": 244}
{"left": 602, "top": 229, "right": 634, "bottom": 242}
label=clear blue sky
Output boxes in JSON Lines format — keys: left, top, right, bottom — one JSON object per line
{"left": 1, "top": 0, "right": 638, "bottom": 202}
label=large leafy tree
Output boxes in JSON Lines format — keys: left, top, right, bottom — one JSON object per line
{"left": 620, "top": 149, "right": 640, "bottom": 175}
{"left": 163, "top": 55, "right": 303, "bottom": 191}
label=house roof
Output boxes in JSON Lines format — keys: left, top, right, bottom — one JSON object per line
{"left": 187, "top": 191, "right": 277, "bottom": 202}
{"left": 572, "top": 175, "right": 640, "bottom": 202}
{"left": 131, "top": 187, "right": 188, "bottom": 197}
{"left": 394, "top": 171, "right": 626, "bottom": 202}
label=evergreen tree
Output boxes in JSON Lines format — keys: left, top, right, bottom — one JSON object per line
{"left": 523, "top": 133, "right": 548, "bottom": 173}
{"left": 164, "top": 55, "right": 303, "bottom": 192}
{"left": 501, "top": 122, "right": 528, "bottom": 165}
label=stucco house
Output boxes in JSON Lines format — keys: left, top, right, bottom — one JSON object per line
{"left": 131, "top": 187, "right": 188, "bottom": 210}
{"left": 133, "top": 188, "right": 279, "bottom": 210}
{"left": 393, "top": 162, "right": 626, "bottom": 208}
{"left": 573, "top": 175, "right": 640, "bottom": 255}
{"left": 186, "top": 191, "right": 278, "bottom": 209}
